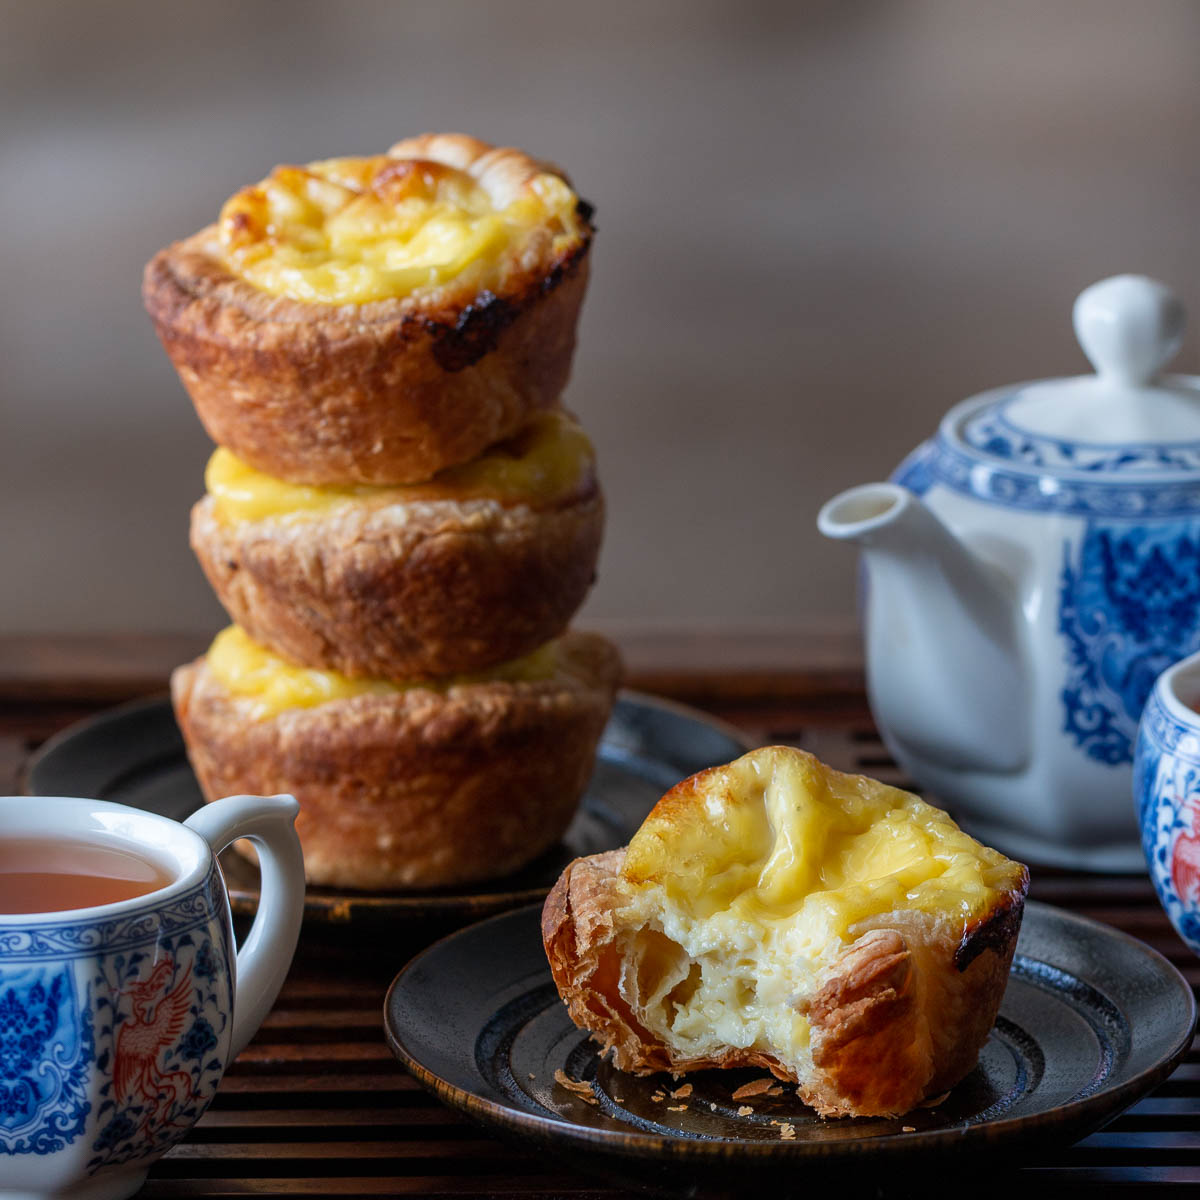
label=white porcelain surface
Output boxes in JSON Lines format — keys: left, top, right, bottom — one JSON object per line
{"left": 1073, "top": 274, "right": 1186, "bottom": 390}
{"left": 819, "top": 275, "right": 1200, "bottom": 870}
{"left": 0, "top": 794, "right": 305, "bottom": 1200}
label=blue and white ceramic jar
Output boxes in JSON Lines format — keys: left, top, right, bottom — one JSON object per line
{"left": 1135, "top": 653, "right": 1200, "bottom": 954}
{"left": 821, "top": 276, "right": 1200, "bottom": 871}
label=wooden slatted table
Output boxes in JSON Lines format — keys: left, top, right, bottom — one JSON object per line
{"left": 3, "top": 634, "right": 1199, "bottom": 1195}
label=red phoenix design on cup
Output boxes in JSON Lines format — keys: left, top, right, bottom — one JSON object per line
{"left": 1171, "top": 801, "right": 1200, "bottom": 907}
{"left": 113, "top": 959, "right": 196, "bottom": 1137}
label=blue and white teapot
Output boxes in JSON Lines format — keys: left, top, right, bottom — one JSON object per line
{"left": 819, "top": 275, "right": 1200, "bottom": 871}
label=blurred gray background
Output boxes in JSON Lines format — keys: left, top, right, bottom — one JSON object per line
{"left": 4, "top": 0, "right": 1199, "bottom": 637}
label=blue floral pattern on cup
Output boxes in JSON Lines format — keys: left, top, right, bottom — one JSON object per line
{"left": 1135, "top": 668, "right": 1200, "bottom": 954}
{"left": 0, "top": 968, "right": 92, "bottom": 1156}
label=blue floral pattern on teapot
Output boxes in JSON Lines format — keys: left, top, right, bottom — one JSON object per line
{"left": 1060, "top": 522, "right": 1200, "bottom": 765}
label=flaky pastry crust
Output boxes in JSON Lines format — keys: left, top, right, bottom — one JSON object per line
{"left": 172, "top": 631, "right": 621, "bottom": 889}
{"left": 143, "top": 134, "right": 593, "bottom": 485}
{"left": 542, "top": 817, "right": 1027, "bottom": 1118}
{"left": 189, "top": 484, "right": 604, "bottom": 679}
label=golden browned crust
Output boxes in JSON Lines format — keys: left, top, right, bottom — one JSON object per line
{"left": 541, "top": 848, "right": 1026, "bottom": 1118}
{"left": 189, "top": 486, "right": 604, "bottom": 679}
{"left": 542, "top": 850, "right": 667, "bottom": 1067}
{"left": 386, "top": 134, "right": 573, "bottom": 205}
{"left": 144, "top": 237, "right": 588, "bottom": 485}
{"left": 142, "top": 135, "right": 594, "bottom": 486}
{"left": 172, "top": 631, "right": 621, "bottom": 889}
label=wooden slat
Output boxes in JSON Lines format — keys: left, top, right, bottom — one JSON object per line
{"left": 163, "top": 1140, "right": 537, "bottom": 1163}
{"left": 213, "top": 1072, "right": 423, "bottom": 1097}
{"left": 139, "top": 1180, "right": 621, "bottom": 1197}
{"left": 235, "top": 1042, "right": 397, "bottom": 1066}
{"left": 1020, "top": 1166, "right": 1200, "bottom": 1186}
{"left": 193, "top": 1108, "right": 466, "bottom": 1131}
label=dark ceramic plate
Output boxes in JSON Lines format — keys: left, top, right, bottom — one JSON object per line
{"left": 384, "top": 901, "right": 1196, "bottom": 1188}
{"left": 22, "top": 691, "right": 750, "bottom": 929}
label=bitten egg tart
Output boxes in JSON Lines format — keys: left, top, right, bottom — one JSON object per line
{"left": 143, "top": 133, "right": 593, "bottom": 485}
{"left": 190, "top": 411, "right": 604, "bottom": 679}
{"left": 172, "top": 627, "right": 621, "bottom": 889}
{"left": 542, "top": 746, "right": 1028, "bottom": 1118}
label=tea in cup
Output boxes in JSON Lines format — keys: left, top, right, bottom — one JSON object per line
{"left": 0, "top": 792, "right": 305, "bottom": 1200}
{"left": 0, "top": 837, "right": 175, "bottom": 912}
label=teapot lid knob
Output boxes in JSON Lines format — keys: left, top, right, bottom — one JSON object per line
{"left": 1073, "top": 274, "right": 1185, "bottom": 387}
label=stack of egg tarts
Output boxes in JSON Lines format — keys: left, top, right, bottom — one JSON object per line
{"left": 143, "top": 134, "right": 621, "bottom": 890}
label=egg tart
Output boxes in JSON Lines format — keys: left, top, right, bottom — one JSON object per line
{"left": 143, "top": 133, "right": 594, "bottom": 485}
{"left": 172, "top": 626, "right": 621, "bottom": 889}
{"left": 542, "top": 746, "right": 1028, "bottom": 1117}
{"left": 189, "top": 411, "right": 603, "bottom": 679}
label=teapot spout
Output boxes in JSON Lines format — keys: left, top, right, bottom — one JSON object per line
{"left": 818, "top": 484, "right": 1029, "bottom": 772}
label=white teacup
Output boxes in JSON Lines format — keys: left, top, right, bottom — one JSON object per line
{"left": 0, "top": 793, "right": 305, "bottom": 1200}
{"left": 1135, "top": 654, "right": 1200, "bottom": 956}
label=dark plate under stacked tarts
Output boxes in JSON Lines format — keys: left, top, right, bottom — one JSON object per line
{"left": 23, "top": 689, "right": 750, "bottom": 930}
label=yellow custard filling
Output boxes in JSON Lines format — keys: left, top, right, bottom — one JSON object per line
{"left": 218, "top": 153, "right": 586, "bottom": 304}
{"left": 613, "top": 747, "right": 1025, "bottom": 1066}
{"left": 207, "top": 411, "right": 595, "bottom": 524}
{"left": 624, "top": 747, "right": 1021, "bottom": 941}
{"left": 207, "top": 626, "right": 559, "bottom": 719}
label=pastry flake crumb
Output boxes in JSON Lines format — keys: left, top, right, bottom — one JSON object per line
{"left": 731, "top": 1078, "right": 774, "bottom": 1101}
{"left": 737, "top": 1105, "right": 754, "bottom": 1116}
{"left": 902, "top": 1125, "right": 916, "bottom": 1132}
{"left": 765, "top": 1086, "right": 784, "bottom": 1097}
{"left": 553, "top": 1068, "right": 598, "bottom": 1104}
{"left": 779, "top": 1122, "right": 796, "bottom": 1140}
{"left": 651, "top": 1090, "right": 667, "bottom": 1103}
{"left": 667, "top": 1104, "right": 688, "bottom": 1112}
{"left": 709, "top": 1102, "right": 717, "bottom": 1111}
{"left": 671, "top": 1083, "right": 694, "bottom": 1099}
{"left": 528, "top": 1073, "right": 535, "bottom": 1080}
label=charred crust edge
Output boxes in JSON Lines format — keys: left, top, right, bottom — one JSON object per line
{"left": 426, "top": 290, "right": 517, "bottom": 372}
{"left": 954, "top": 870, "right": 1030, "bottom": 972}
{"left": 424, "top": 239, "right": 590, "bottom": 372}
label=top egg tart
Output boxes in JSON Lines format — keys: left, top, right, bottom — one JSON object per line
{"left": 143, "top": 134, "right": 594, "bottom": 485}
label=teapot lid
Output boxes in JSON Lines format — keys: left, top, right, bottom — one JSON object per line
{"left": 959, "top": 275, "right": 1200, "bottom": 473}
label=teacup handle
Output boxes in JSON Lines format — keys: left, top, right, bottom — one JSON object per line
{"left": 185, "top": 794, "right": 306, "bottom": 1059}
